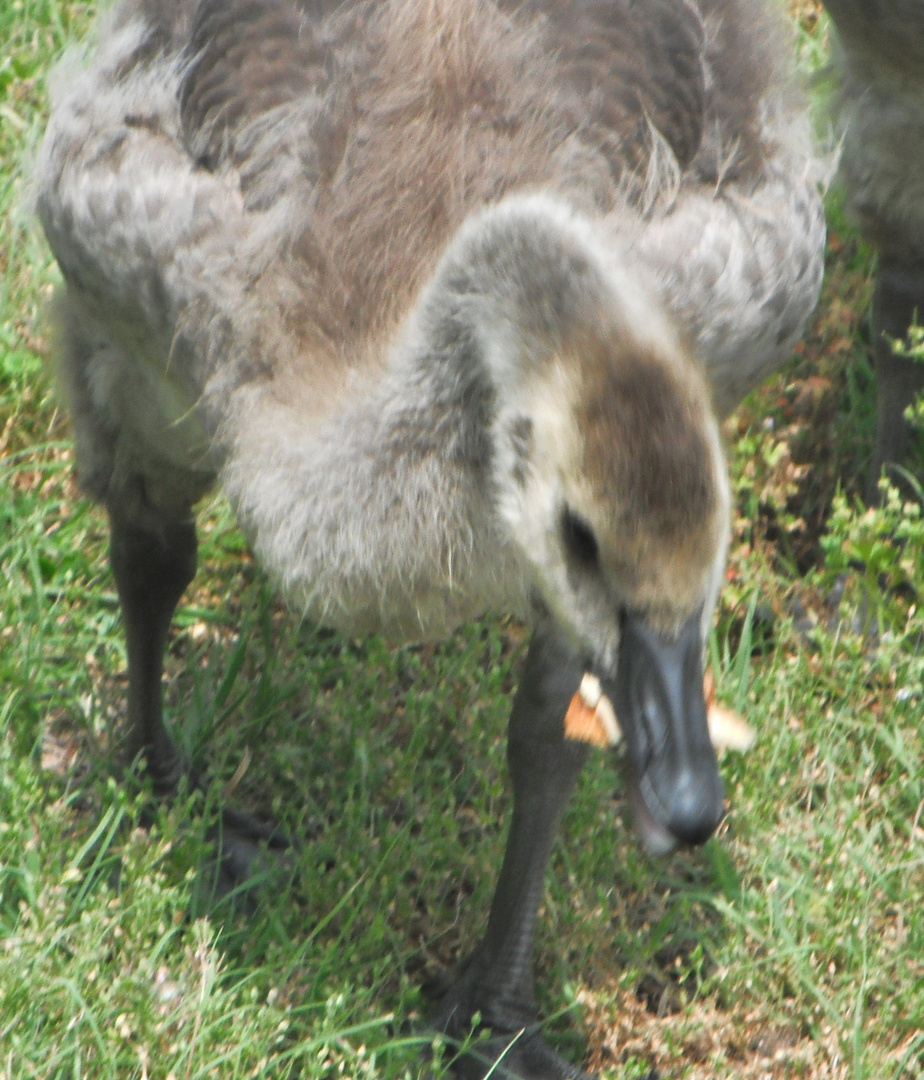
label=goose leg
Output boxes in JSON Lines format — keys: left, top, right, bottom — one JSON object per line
{"left": 108, "top": 507, "right": 287, "bottom": 884}
{"left": 109, "top": 509, "right": 197, "bottom": 795}
{"left": 868, "top": 255, "right": 924, "bottom": 503}
{"left": 430, "top": 625, "right": 593, "bottom": 1080}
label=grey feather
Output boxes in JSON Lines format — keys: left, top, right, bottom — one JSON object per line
{"left": 35, "top": 0, "right": 824, "bottom": 643}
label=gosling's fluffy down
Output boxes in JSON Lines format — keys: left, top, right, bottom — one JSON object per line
{"left": 36, "top": 0, "right": 824, "bottom": 645}
{"left": 825, "top": 0, "right": 924, "bottom": 254}
{"left": 822, "top": 1, "right": 924, "bottom": 494}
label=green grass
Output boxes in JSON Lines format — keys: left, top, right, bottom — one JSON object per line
{"left": 2, "top": 2, "right": 923, "bottom": 1078}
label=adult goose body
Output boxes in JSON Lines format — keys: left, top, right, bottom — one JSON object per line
{"left": 36, "top": 0, "right": 824, "bottom": 1076}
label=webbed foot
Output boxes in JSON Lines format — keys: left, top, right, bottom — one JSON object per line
{"left": 434, "top": 1023, "right": 594, "bottom": 1080}
{"left": 428, "top": 1002, "right": 594, "bottom": 1080}
{"left": 203, "top": 802, "right": 295, "bottom": 901}
{"left": 426, "top": 953, "right": 594, "bottom": 1080}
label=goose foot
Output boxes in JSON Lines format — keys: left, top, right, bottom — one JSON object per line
{"left": 791, "top": 566, "right": 918, "bottom": 651}
{"left": 426, "top": 995, "right": 593, "bottom": 1080}
{"left": 425, "top": 948, "right": 593, "bottom": 1080}
{"left": 789, "top": 573, "right": 878, "bottom": 646}
{"left": 196, "top": 801, "right": 296, "bottom": 906}
{"left": 434, "top": 1026, "right": 594, "bottom": 1080}
{"left": 132, "top": 759, "right": 297, "bottom": 907}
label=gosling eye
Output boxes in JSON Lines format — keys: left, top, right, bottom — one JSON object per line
{"left": 560, "top": 506, "right": 600, "bottom": 570}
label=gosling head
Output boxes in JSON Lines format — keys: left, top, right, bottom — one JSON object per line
{"left": 489, "top": 254, "right": 730, "bottom": 856}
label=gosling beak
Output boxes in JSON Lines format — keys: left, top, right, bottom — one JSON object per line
{"left": 603, "top": 609, "right": 724, "bottom": 854}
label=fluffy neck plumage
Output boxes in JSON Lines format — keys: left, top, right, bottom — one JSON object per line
{"left": 222, "top": 195, "right": 669, "bottom": 642}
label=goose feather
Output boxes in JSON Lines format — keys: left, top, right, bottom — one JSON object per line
{"left": 37, "top": 0, "right": 823, "bottom": 645}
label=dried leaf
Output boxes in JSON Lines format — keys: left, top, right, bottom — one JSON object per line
{"left": 564, "top": 673, "right": 621, "bottom": 748}
{"left": 564, "top": 670, "right": 754, "bottom": 753}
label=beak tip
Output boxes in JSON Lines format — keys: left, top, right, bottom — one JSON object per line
{"left": 663, "top": 773, "right": 725, "bottom": 846}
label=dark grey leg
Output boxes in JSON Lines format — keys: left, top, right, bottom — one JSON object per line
{"left": 108, "top": 507, "right": 287, "bottom": 885}
{"left": 868, "top": 256, "right": 924, "bottom": 502}
{"left": 109, "top": 509, "right": 197, "bottom": 794}
{"left": 430, "top": 625, "right": 594, "bottom": 1080}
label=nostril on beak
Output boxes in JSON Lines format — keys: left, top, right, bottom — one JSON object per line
{"left": 665, "top": 767, "right": 725, "bottom": 847}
